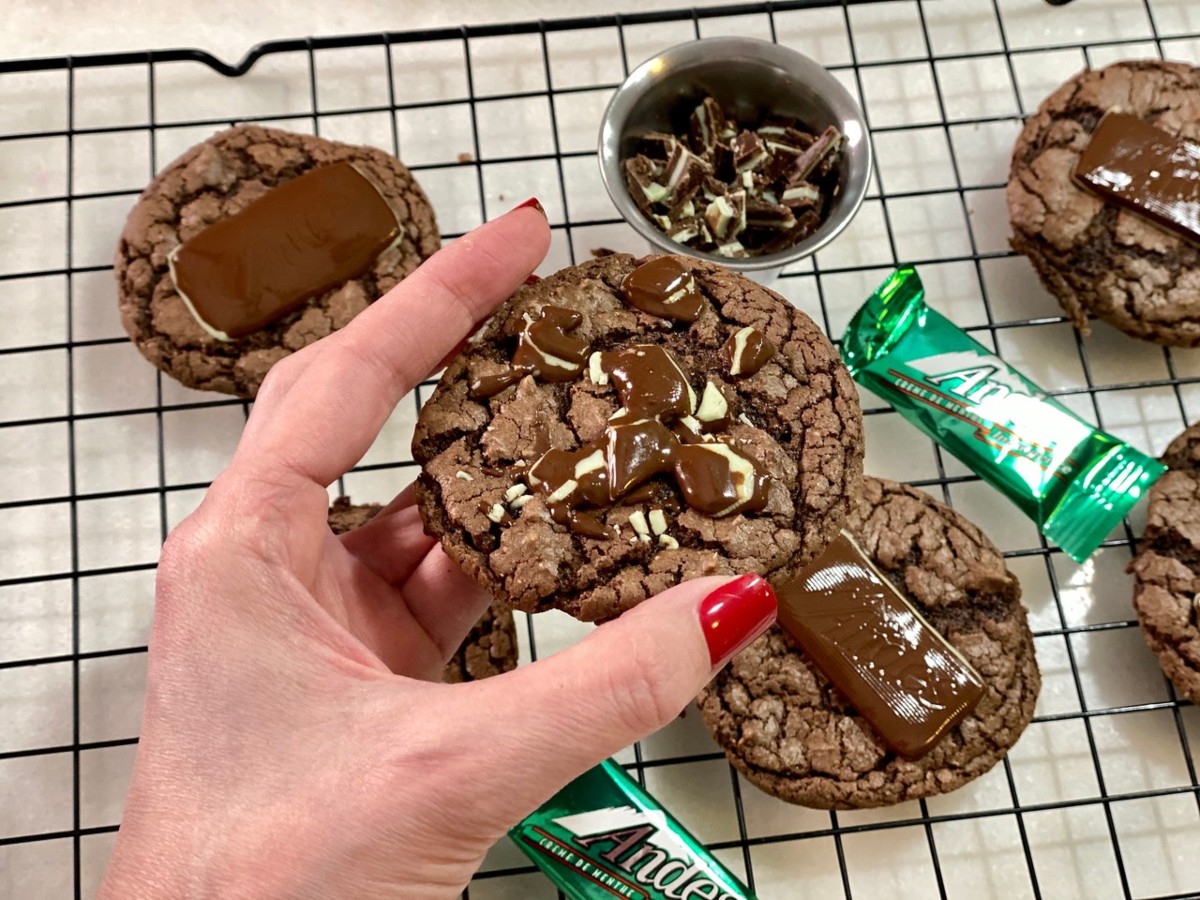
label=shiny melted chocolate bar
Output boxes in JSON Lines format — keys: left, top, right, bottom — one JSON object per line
{"left": 777, "top": 532, "right": 985, "bottom": 758}
{"left": 1074, "top": 112, "right": 1200, "bottom": 247}
{"left": 168, "top": 161, "right": 401, "bottom": 340}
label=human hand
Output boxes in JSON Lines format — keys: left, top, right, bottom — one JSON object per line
{"left": 99, "top": 202, "right": 778, "bottom": 900}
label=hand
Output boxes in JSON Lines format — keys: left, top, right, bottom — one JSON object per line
{"left": 99, "top": 202, "right": 778, "bottom": 900}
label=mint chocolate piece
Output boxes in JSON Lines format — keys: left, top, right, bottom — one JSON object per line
{"left": 619, "top": 94, "right": 844, "bottom": 257}
{"left": 783, "top": 125, "right": 844, "bottom": 188}
{"left": 1074, "top": 111, "right": 1200, "bottom": 247}
{"left": 168, "top": 161, "right": 400, "bottom": 340}
{"left": 689, "top": 96, "right": 726, "bottom": 154}
{"left": 776, "top": 531, "right": 986, "bottom": 759}
{"left": 732, "top": 130, "right": 769, "bottom": 173}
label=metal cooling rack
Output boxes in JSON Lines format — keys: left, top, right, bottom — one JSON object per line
{"left": 1, "top": 1, "right": 1199, "bottom": 898}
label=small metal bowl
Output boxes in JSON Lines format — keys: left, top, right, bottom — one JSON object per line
{"left": 598, "top": 37, "right": 872, "bottom": 282}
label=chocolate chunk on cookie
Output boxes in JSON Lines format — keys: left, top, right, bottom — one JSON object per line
{"left": 411, "top": 253, "right": 864, "bottom": 621}
{"left": 1129, "top": 423, "right": 1200, "bottom": 704}
{"left": 1007, "top": 60, "right": 1200, "bottom": 346}
{"left": 698, "top": 478, "right": 1039, "bottom": 809}
{"left": 328, "top": 497, "right": 518, "bottom": 682}
{"left": 116, "top": 125, "right": 440, "bottom": 397}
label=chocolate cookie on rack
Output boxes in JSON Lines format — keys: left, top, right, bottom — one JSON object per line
{"left": 116, "top": 124, "right": 440, "bottom": 397}
{"left": 1007, "top": 60, "right": 1200, "bottom": 346}
{"left": 1129, "top": 424, "right": 1200, "bottom": 704}
{"left": 698, "top": 478, "right": 1040, "bottom": 809}
{"left": 328, "top": 497, "right": 518, "bottom": 682}
{"left": 411, "top": 253, "right": 863, "bottom": 621}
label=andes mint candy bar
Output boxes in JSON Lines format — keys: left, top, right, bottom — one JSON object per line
{"left": 168, "top": 162, "right": 400, "bottom": 341}
{"left": 1074, "top": 111, "right": 1200, "bottom": 247}
{"left": 510, "top": 760, "right": 754, "bottom": 900}
{"left": 843, "top": 266, "right": 1165, "bottom": 563}
{"left": 777, "top": 531, "right": 986, "bottom": 758}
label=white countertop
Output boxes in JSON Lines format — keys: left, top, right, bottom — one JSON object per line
{"left": 2, "top": 0, "right": 747, "bottom": 63}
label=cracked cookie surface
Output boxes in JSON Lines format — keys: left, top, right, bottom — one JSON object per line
{"left": 328, "top": 497, "right": 518, "bottom": 682}
{"left": 116, "top": 124, "right": 440, "bottom": 397}
{"left": 411, "top": 253, "right": 864, "bottom": 621}
{"left": 1129, "top": 424, "right": 1200, "bottom": 704}
{"left": 698, "top": 478, "right": 1039, "bottom": 809}
{"left": 1006, "top": 60, "right": 1200, "bottom": 346}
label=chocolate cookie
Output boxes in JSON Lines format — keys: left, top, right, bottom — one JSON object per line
{"left": 411, "top": 253, "right": 863, "bottom": 621}
{"left": 698, "top": 478, "right": 1039, "bottom": 809}
{"left": 1007, "top": 60, "right": 1200, "bottom": 346}
{"left": 328, "top": 497, "right": 519, "bottom": 682}
{"left": 116, "top": 125, "right": 440, "bottom": 397}
{"left": 1129, "top": 424, "right": 1200, "bottom": 704}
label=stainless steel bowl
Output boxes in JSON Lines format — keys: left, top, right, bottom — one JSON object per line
{"left": 598, "top": 37, "right": 872, "bottom": 281}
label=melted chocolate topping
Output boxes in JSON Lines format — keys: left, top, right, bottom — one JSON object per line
{"left": 618, "top": 257, "right": 705, "bottom": 322}
{"left": 719, "top": 326, "right": 775, "bottom": 377}
{"left": 776, "top": 532, "right": 986, "bottom": 759}
{"left": 168, "top": 162, "right": 400, "bottom": 340}
{"left": 470, "top": 305, "right": 590, "bottom": 398}
{"left": 1074, "top": 112, "right": 1200, "bottom": 247}
{"left": 600, "top": 345, "right": 696, "bottom": 422}
{"left": 481, "top": 259, "right": 778, "bottom": 537}
{"left": 513, "top": 306, "right": 590, "bottom": 381}
{"left": 524, "top": 416, "right": 768, "bottom": 534}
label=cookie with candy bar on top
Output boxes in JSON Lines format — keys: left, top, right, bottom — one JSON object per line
{"left": 699, "top": 477, "right": 1039, "bottom": 809}
{"left": 411, "top": 253, "right": 864, "bottom": 622}
{"left": 115, "top": 124, "right": 440, "bottom": 398}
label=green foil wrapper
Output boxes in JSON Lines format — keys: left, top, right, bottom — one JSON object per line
{"left": 509, "top": 759, "right": 754, "bottom": 900}
{"left": 842, "top": 267, "right": 1164, "bottom": 563}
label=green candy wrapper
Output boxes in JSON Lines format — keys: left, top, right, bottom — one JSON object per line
{"left": 509, "top": 759, "right": 754, "bottom": 900}
{"left": 842, "top": 267, "right": 1164, "bottom": 563}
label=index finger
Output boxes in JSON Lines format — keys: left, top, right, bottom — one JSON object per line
{"left": 232, "top": 202, "right": 551, "bottom": 491}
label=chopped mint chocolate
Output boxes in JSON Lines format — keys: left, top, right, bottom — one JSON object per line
{"left": 621, "top": 95, "right": 844, "bottom": 258}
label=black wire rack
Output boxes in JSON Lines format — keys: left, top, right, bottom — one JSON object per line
{"left": 1, "top": 0, "right": 1198, "bottom": 898}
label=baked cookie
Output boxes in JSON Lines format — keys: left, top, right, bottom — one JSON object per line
{"left": 698, "top": 478, "right": 1039, "bottom": 809}
{"left": 1129, "top": 424, "right": 1200, "bottom": 704}
{"left": 412, "top": 253, "right": 863, "bottom": 621}
{"left": 1007, "top": 60, "right": 1200, "bottom": 346}
{"left": 116, "top": 125, "right": 440, "bottom": 397}
{"left": 328, "top": 497, "right": 518, "bottom": 682}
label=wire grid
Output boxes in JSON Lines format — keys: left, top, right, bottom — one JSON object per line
{"left": 1, "top": 0, "right": 1199, "bottom": 897}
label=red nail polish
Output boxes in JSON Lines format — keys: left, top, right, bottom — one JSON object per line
{"left": 698, "top": 574, "right": 777, "bottom": 669}
{"left": 523, "top": 274, "right": 542, "bottom": 285}
{"left": 514, "top": 196, "right": 545, "bottom": 216}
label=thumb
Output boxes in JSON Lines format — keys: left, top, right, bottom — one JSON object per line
{"left": 465, "top": 574, "right": 776, "bottom": 821}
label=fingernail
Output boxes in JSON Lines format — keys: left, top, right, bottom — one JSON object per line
{"left": 523, "top": 274, "right": 542, "bottom": 285}
{"left": 514, "top": 196, "right": 546, "bottom": 217}
{"left": 698, "top": 574, "right": 777, "bottom": 669}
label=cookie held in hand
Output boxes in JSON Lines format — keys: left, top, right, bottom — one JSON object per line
{"left": 412, "top": 253, "right": 864, "bottom": 621}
